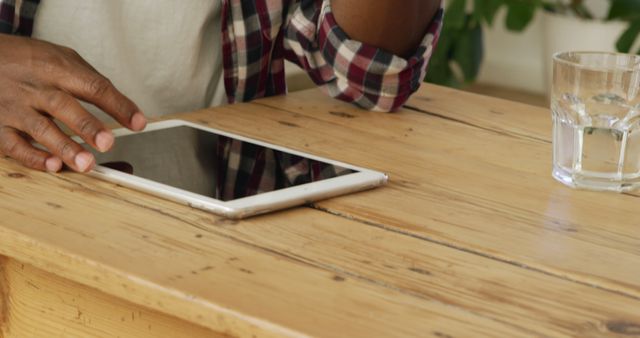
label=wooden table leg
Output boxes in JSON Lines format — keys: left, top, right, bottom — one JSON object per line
{"left": 0, "top": 256, "right": 227, "bottom": 338}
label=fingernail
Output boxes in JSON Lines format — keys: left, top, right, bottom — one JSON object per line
{"left": 45, "top": 157, "right": 62, "bottom": 172}
{"left": 74, "top": 151, "right": 95, "bottom": 172}
{"left": 130, "top": 112, "right": 147, "bottom": 131}
{"left": 95, "top": 130, "right": 114, "bottom": 152}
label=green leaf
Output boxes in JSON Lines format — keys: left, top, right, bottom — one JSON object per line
{"left": 452, "top": 20, "right": 484, "bottom": 81}
{"left": 425, "top": 29, "right": 456, "bottom": 85}
{"left": 446, "top": 0, "right": 468, "bottom": 30}
{"left": 616, "top": 21, "right": 640, "bottom": 53}
{"left": 426, "top": 4, "right": 486, "bottom": 86}
{"left": 571, "top": 3, "right": 594, "bottom": 19}
{"left": 505, "top": 0, "right": 538, "bottom": 32}
{"left": 473, "top": 0, "right": 504, "bottom": 25}
{"left": 608, "top": 0, "right": 640, "bottom": 21}
{"left": 425, "top": 60, "right": 459, "bottom": 87}
{"left": 540, "top": 1, "right": 556, "bottom": 13}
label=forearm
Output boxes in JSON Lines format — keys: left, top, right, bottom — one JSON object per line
{"left": 331, "top": 0, "right": 440, "bottom": 57}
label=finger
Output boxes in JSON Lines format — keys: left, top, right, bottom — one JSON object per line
{"left": 34, "top": 90, "right": 114, "bottom": 152}
{"left": 16, "top": 111, "right": 95, "bottom": 172}
{"left": 0, "top": 126, "right": 63, "bottom": 172}
{"left": 52, "top": 61, "right": 146, "bottom": 131}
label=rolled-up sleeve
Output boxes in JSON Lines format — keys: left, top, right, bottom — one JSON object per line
{"left": 283, "top": 0, "right": 443, "bottom": 112}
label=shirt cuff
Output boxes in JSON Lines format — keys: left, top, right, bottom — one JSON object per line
{"left": 289, "top": 0, "right": 443, "bottom": 112}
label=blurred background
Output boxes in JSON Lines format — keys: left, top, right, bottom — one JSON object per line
{"left": 288, "top": 0, "right": 640, "bottom": 108}
{"left": 425, "top": 0, "right": 640, "bottom": 107}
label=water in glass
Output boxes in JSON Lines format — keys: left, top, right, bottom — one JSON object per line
{"left": 552, "top": 52, "right": 640, "bottom": 191}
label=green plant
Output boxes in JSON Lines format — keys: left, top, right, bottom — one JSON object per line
{"left": 425, "top": 0, "right": 640, "bottom": 87}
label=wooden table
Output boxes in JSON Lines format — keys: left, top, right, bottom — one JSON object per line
{"left": 1, "top": 84, "right": 639, "bottom": 337}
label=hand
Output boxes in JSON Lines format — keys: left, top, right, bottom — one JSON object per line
{"left": 0, "top": 33, "right": 147, "bottom": 173}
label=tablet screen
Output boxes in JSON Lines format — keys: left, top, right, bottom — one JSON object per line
{"left": 85, "top": 126, "right": 356, "bottom": 201}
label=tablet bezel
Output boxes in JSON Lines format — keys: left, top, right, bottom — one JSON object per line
{"left": 75, "top": 119, "right": 387, "bottom": 219}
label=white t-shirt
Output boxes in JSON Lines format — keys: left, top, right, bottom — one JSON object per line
{"left": 32, "top": 0, "right": 226, "bottom": 120}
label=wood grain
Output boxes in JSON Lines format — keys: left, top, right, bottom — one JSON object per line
{"left": 173, "top": 86, "right": 640, "bottom": 300}
{"left": 0, "top": 162, "right": 531, "bottom": 338}
{"left": 0, "top": 257, "right": 7, "bottom": 338}
{"left": 1, "top": 84, "right": 640, "bottom": 337}
{"left": 0, "top": 257, "right": 224, "bottom": 338}
{"left": 2, "top": 146, "right": 640, "bottom": 336}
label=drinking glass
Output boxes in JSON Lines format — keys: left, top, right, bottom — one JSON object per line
{"left": 552, "top": 52, "right": 640, "bottom": 191}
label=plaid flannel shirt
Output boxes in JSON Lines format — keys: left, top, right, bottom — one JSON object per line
{"left": 1, "top": 0, "right": 442, "bottom": 200}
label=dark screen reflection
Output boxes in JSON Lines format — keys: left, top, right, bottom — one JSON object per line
{"left": 86, "top": 126, "right": 356, "bottom": 201}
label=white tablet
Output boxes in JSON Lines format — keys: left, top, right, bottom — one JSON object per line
{"left": 77, "top": 120, "right": 387, "bottom": 219}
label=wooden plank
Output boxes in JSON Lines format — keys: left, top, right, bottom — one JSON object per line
{"left": 2, "top": 86, "right": 640, "bottom": 336}
{"left": 0, "top": 162, "right": 530, "bottom": 338}
{"left": 464, "top": 83, "right": 548, "bottom": 108}
{"left": 223, "top": 218, "right": 640, "bottom": 338}
{"left": 0, "top": 257, "right": 224, "bottom": 338}
{"left": 0, "top": 257, "right": 7, "bottom": 338}
{"left": 171, "top": 86, "right": 640, "bottom": 299}
{"left": 2, "top": 156, "right": 640, "bottom": 336}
